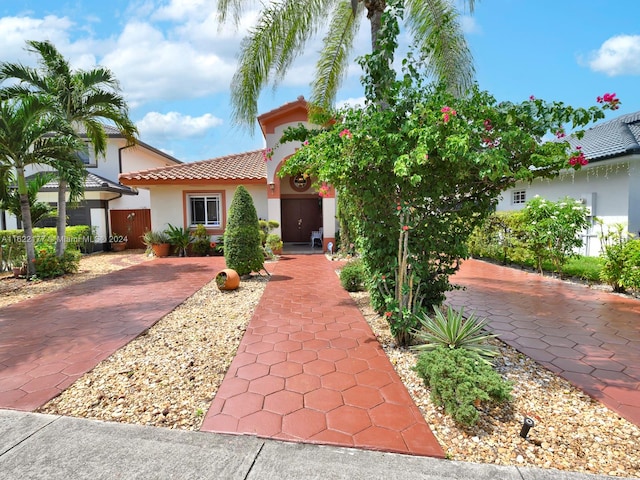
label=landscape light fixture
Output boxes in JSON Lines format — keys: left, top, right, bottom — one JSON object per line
{"left": 520, "top": 416, "right": 535, "bottom": 439}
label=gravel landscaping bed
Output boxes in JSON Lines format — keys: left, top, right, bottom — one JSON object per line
{"left": 350, "top": 291, "right": 640, "bottom": 477}
{"left": 5, "top": 252, "right": 638, "bottom": 476}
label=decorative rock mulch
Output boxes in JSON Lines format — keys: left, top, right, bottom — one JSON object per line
{"left": 350, "top": 291, "right": 640, "bottom": 477}
{"left": 39, "top": 273, "right": 268, "bottom": 431}
{"left": 9, "top": 252, "right": 639, "bottom": 476}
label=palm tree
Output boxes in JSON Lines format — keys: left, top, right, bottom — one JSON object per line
{"left": 0, "top": 40, "right": 138, "bottom": 256}
{"left": 217, "top": 0, "right": 476, "bottom": 127}
{"left": 0, "top": 97, "right": 85, "bottom": 276}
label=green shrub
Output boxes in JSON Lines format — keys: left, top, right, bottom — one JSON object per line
{"left": 619, "top": 239, "right": 640, "bottom": 292}
{"left": 224, "top": 185, "right": 264, "bottom": 276}
{"left": 190, "top": 224, "right": 211, "bottom": 256}
{"left": 340, "top": 258, "right": 365, "bottom": 292}
{"left": 34, "top": 243, "right": 80, "bottom": 279}
{"left": 1, "top": 226, "right": 91, "bottom": 271}
{"left": 599, "top": 224, "right": 640, "bottom": 293}
{"left": 166, "top": 224, "right": 191, "bottom": 256}
{"left": 414, "top": 346, "right": 512, "bottom": 426}
{"left": 467, "top": 211, "right": 529, "bottom": 265}
{"left": 412, "top": 307, "right": 498, "bottom": 364}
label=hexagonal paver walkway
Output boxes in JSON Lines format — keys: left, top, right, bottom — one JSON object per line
{"left": 0, "top": 256, "right": 226, "bottom": 411}
{"left": 446, "top": 259, "right": 640, "bottom": 426}
{"left": 200, "top": 255, "right": 444, "bottom": 458}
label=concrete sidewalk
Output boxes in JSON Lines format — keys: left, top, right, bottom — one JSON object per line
{"left": 1, "top": 410, "right": 633, "bottom": 480}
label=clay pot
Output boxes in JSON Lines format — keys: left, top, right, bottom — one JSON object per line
{"left": 216, "top": 268, "right": 240, "bottom": 291}
{"left": 151, "top": 243, "right": 171, "bottom": 257}
{"left": 111, "top": 241, "right": 127, "bottom": 252}
{"left": 12, "top": 266, "right": 26, "bottom": 278}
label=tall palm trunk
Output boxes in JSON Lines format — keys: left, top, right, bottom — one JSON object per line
{"left": 55, "top": 180, "right": 67, "bottom": 257}
{"left": 16, "top": 167, "right": 36, "bottom": 277}
{"left": 364, "top": 0, "right": 386, "bottom": 50}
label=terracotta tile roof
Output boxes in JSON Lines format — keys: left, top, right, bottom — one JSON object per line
{"left": 119, "top": 149, "right": 266, "bottom": 185}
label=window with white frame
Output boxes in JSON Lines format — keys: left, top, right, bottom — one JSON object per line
{"left": 77, "top": 145, "right": 96, "bottom": 167}
{"left": 512, "top": 189, "right": 527, "bottom": 205}
{"left": 189, "top": 194, "right": 221, "bottom": 227}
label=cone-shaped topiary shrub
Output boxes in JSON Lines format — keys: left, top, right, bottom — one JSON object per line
{"left": 224, "top": 185, "right": 264, "bottom": 276}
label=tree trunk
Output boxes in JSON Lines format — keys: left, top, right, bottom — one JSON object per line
{"left": 16, "top": 167, "right": 36, "bottom": 277}
{"left": 55, "top": 179, "right": 67, "bottom": 257}
{"left": 364, "top": 0, "right": 386, "bottom": 50}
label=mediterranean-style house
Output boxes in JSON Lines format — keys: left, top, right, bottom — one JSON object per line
{"left": 1, "top": 125, "right": 181, "bottom": 249}
{"left": 120, "top": 96, "right": 337, "bottom": 252}
{"left": 10, "top": 100, "right": 635, "bottom": 257}
{"left": 496, "top": 110, "right": 640, "bottom": 256}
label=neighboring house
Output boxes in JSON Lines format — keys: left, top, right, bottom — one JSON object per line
{"left": 120, "top": 97, "right": 338, "bottom": 251}
{"left": 496, "top": 111, "right": 640, "bottom": 256}
{"left": 1, "top": 125, "right": 181, "bottom": 249}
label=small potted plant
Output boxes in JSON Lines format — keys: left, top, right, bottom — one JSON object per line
{"left": 165, "top": 224, "right": 191, "bottom": 257}
{"left": 12, "top": 257, "right": 27, "bottom": 278}
{"left": 190, "top": 224, "right": 211, "bottom": 256}
{"left": 110, "top": 232, "right": 127, "bottom": 252}
{"left": 141, "top": 230, "right": 171, "bottom": 257}
{"left": 265, "top": 233, "right": 283, "bottom": 255}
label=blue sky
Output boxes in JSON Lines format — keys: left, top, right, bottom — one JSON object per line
{"left": 1, "top": 1, "right": 639, "bottom": 162}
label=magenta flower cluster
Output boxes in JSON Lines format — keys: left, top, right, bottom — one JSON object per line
{"left": 597, "top": 92, "right": 620, "bottom": 110}
{"left": 569, "top": 146, "right": 588, "bottom": 167}
{"left": 441, "top": 106, "right": 457, "bottom": 123}
{"left": 339, "top": 128, "right": 352, "bottom": 139}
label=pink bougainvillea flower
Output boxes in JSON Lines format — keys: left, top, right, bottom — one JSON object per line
{"left": 529, "top": 95, "right": 536, "bottom": 101}
{"left": 402, "top": 225, "right": 409, "bottom": 231}
{"left": 569, "top": 149, "right": 588, "bottom": 167}
{"left": 397, "top": 205, "right": 402, "bottom": 211}
{"left": 441, "top": 106, "right": 456, "bottom": 123}
{"left": 597, "top": 92, "right": 620, "bottom": 110}
{"left": 339, "top": 128, "right": 352, "bottom": 138}
{"left": 483, "top": 119, "right": 493, "bottom": 131}
{"left": 556, "top": 129, "right": 565, "bottom": 138}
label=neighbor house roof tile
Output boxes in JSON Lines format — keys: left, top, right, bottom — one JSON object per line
{"left": 566, "top": 111, "right": 640, "bottom": 161}
{"left": 119, "top": 149, "right": 266, "bottom": 185}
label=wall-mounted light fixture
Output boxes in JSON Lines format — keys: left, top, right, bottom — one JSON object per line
{"left": 269, "top": 182, "right": 275, "bottom": 192}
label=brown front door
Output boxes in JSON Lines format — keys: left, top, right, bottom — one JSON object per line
{"left": 281, "top": 199, "right": 322, "bottom": 243}
{"left": 110, "top": 209, "right": 151, "bottom": 249}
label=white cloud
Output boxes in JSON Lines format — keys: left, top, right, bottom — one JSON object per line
{"left": 460, "top": 15, "right": 482, "bottom": 35}
{"left": 0, "top": 15, "right": 74, "bottom": 62}
{"left": 101, "top": 21, "right": 237, "bottom": 107}
{"left": 587, "top": 34, "right": 640, "bottom": 76}
{"left": 137, "top": 111, "right": 223, "bottom": 141}
{"left": 336, "top": 96, "right": 366, "bottom": 109}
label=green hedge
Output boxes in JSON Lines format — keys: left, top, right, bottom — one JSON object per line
{"left": 0, "top": 225, "right": 93, "bottom": 271}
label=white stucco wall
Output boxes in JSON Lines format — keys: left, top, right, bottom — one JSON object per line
{"left": 147, "top": 183, "right": 268, "bottom": 239}
{"left": 496, "top": 159, "right": 633, "bottom": 256}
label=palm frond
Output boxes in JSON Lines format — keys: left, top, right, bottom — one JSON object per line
{"left": 230, "top": 0, "right": 336, "bottom": 128}
{"left": 405, "top": 0, "right": 475, "bottom": 96}
{"left": 311, "top": 1, "right": 362, "bottom": 110}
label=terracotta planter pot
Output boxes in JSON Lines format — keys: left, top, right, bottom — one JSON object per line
{"left": 151, "top": 243, "right": 171, "bottom": 257}
{"left": 111, "top": 241, "right": 127, "bottom": 252}
{"left": 216, "top": 268, "right": 240, "bottom": 291}
{"left": 12, "top": 266, "right": 26, "bottom": 278}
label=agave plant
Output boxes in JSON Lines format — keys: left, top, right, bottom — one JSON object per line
{"left": 412, "top": 307, "right": 499, "bottom": 364}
